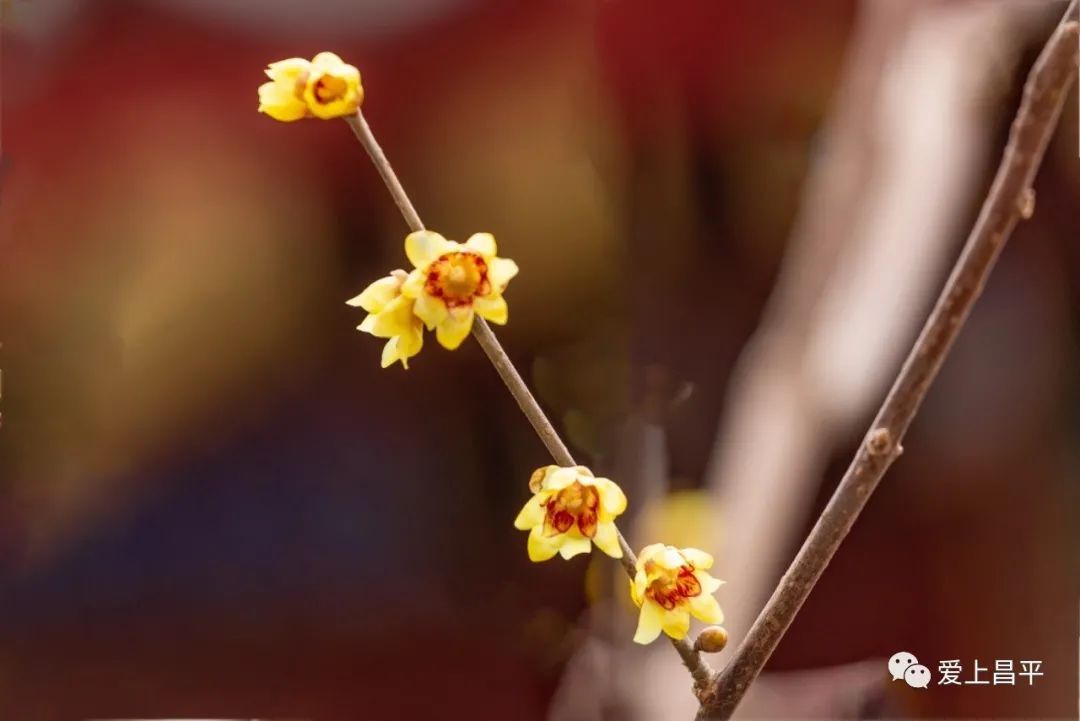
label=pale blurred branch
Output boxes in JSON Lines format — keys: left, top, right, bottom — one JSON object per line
{"left": 704, "top": 3, "right": 1047, "bottom": 707}
{"left": 699, "top": 2, "right": 1080, "bottom": 717}
{"left": 703, "top": 0, "right": 931, "bottom": 657}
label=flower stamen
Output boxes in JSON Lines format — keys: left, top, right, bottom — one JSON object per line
{"left": 425, "top": 252, "right": 490, "bottom": 307}
{"left": 313, "top": 75, "right": 347, "bottom": 104}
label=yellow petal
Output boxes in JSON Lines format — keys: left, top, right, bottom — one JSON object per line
{"left": 396, "top": 325, "right": 424, "bottom": 366}
{"left": 258, "top": 81, "right": 307, "bottom": 122}
{"left": 435, "top": 307, "right": 474, "bottom": 350}
{"left": 591, "top": 522, "right": 623, "bottom": 558}
{"left": 464, "top": 232, "right": 497, "bottom": 258}
{"left": 405, "top": 230, "right": 452, "bottom": 269}
{"left": 358, "top": 314, "right": 377, "bottom": 334}
{"left": 370, "top": 296, "right": 416, "bottom": 338}
{"left": 380, "top": 337, "right": 403, "bottom": 368}
{"left": 349, "top": 275, "right": 401, "bottom": 313}
{"left": 514, "top": 493, "right": 547, "bottom": 530}
{"left": 656, "top": 546, "right": 686, "bottom": 570}
{"left": 633, "top": 600, "right": 665, "bottom": 644}
{"left": 311, "top": 51, "right": 346, "bottom": 69}
{"left": 688, "top": 592, "right": 724, "bottom": 625}
{"left": 681, "top": 547, "right": 714, "bottom": 570}
{"left": 545, "top": 467, "right": 579, "bottom": 491}
{"left": 413, "top": 291, "right": 448, "bottom": 330}
{"left": 558, "top": 535, "right": 592, "bottom": 560}
{"left": 629, "top": 575, "right": 645, "bottom": 607}
{"left": 527, "top": 526, "right": 561, "bottom": 562}
{"left": 699, "top": 571, "right": 725, "bottom": 595}
{"left": 529, "top": 465, "right": 560, "bottom": 493}
{"left": 594, "top": 478, "right": 627, "bottom": 519}
{"left": 636, "top": 543, "right": 666, "bottom": 573}
{"left": 265, "top": 57, "right": 310, "bottom": 81}
{"left": 488, "top": 257, "right": 519, "bottom": 292}
{"left": 660, "top": 607, "right": 691, "bottom": 640}
{"left": 401, "top": 269, "right": 425, "bottom": 299}
{"left": 474, "top": 295, "right": 508, "bottom": 325}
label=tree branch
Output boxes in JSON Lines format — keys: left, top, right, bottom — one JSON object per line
{"left": 698, "top": 3, "right": 1079, "bottom": 717}
{"left": 343, "top": 111, "right": 716, "bottom": 690}
{"left": 346, "top": 111, "right": 426, "bottom": 234}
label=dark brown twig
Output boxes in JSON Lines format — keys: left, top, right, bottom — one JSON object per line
{"left": 699, "top": 4, "right": 1079, "bottom": 717}
{"left": 344, "top": 111, "right": 716, "bottom": 690}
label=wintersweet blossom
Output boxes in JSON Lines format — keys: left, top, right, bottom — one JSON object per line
{"left": 400, "top": 231, "right": 518, "bottom": 350}
{"left": 258, "top": 52, "right": 363, "bottom": 122}
{"left": 347, "top": 270, "right": 424, "bottom": 369}
{"left": 514, "top": 465, "right": 626, "bottom": 561}
{"left": 629, "top": 544, "right": 724, "bottom": 644}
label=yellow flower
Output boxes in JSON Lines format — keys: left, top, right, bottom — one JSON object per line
{"left": 514, "top": 465, "right": 627, "bottom": 562}
{"left": 303, "top": 52, "right": 363, "bottom": 119}
{"left": 629, "top": 544, "right": 724, "bottom": 644}
{"left": 258, "top": 52, "right": 363, "bottom": 122}
{"left": 400, "top": 230, "right": 519, "bottom": 350}
{"left": 347, "top": 270, "right": 424, "bottom": 369}
{"left": 258, "top": 57, "right": 311, "bottom": 122}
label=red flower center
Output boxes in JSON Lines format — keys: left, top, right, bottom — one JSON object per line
{"left": 542, "top": 482, "right": 600, "bottom": 538}
{"left": 644, "top": 564, "right": 702, "bottom": 610}
{"left": 425, "top": 252, "right": 491, "bottom": 308}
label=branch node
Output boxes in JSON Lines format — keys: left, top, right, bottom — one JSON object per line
{"left": 693, "top": 672, "right": 721, "bottom": 706}
{"left": 1018, "top": 188, "right": 1036, "bottom": 219}
{"left": 865, "top": 427, "right": 894, "bottom": 457}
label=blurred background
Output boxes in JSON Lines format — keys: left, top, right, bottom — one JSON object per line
{"left": 1, "top": 0, "right": 1077, "bottom": 719}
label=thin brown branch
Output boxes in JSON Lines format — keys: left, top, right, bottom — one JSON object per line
{"left": 346, "top": 111, "right": 425, "bottom": 234}
{"left": 344, "top": 110, "right": 715, "bottom": 690}
{"left": 698, "top": 4, "right": 1079, "bottom": 718}
{"left": 468, "top": 319, "right": 577, "bottom": 468}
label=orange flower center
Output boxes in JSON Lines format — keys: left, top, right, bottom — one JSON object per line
{"left": 643, "top": 561, "right": 702, "bottom": 610}
{"left": 543, "top": 482, "right": 600, "bottom": 539}
{"left": 313, "top": 74, "right": 347, "bottom": 104}
{"left": 424, "top": 252, "right": 491, "bottom": 308}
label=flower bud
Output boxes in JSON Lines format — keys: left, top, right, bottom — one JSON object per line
{"left": 258, "top": 52, "right": 362, "bottom": 122}
{"left": 694, "top": 625, "right": 728, "bottom": 653}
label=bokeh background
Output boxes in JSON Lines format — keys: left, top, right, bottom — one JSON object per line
{"left": 1, "top": 0, "right": 1077, "bottom": 719}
